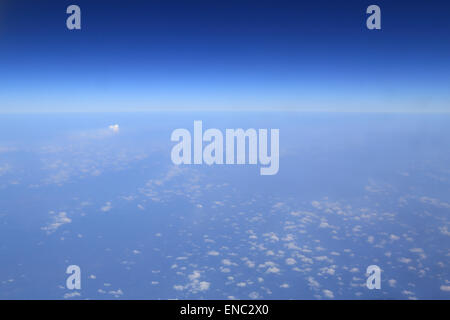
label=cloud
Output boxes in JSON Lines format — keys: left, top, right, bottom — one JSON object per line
{"left": 174, "top": 270, "right": 211, "bottom": 294}
{"left": 285, "top": 258, "right": 296, "bottom": 265}
{"left": 245, "top": 260, "right": 255, "bottom": 268}
{"left": 197, "top": 281, "right": 210, "bottom": 291}
{"left": 307, "top": 277, "right": 320, "bottom": 290}
{"left": 109, "top": 124, "right": 120, "bottom": 133}
{"left": 311, "top": 201, "right": 321, "bottom": 208}
{"left": 248, "top": 292, "right": 260, "bottom": 299}
{"left": 222, "top": 259, "right": 237, "bottom": 266}
{"left": 63, "top": 291, "right": 80, "bottom": 299}
{"left": 420, "top": 196, "right": 450, "bottom": 208}
{"left": 70, "top": 125, "right": 120, "bottom": 140}
{"left": 41, "top": 211, "right": 71, "bottom": 234}
{"left": 101, "top": 202, "right": 112, "bottom": 212}
{"left": 398, "top": 257, "right": 412, "bottom": 264}
{"left": 439, "top": 226, "right": 450, "bottom": 236}
{"left": 188, "top": 271, "right": 201, "bottom": 281}
{"left": 266, "top": 267, "right": 280, "bottom": 274}
{"left": 440, "top": 285, "right": 450, "bottom": 292}
{"left": 109, "top": 289, "right": 124, "bottom": 297}
{"left": 323, "top": 289, "right": 334, "bottom": 299}
{"left": 388, "top": 279, "right": 397, "bottom": 288}
{"left": 315, "top": 256, "right": 333, "bottom": 263}
{"left": 320, "top": 266, "right": 336, "bottom": 276}
{"left": 390, "top": 234, "right": 400, "bottom": 241}
{"left": 263, "top": 232, "right": 279, "bottom": 242}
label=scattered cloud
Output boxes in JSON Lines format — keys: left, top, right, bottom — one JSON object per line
{"left": 101, "top": 202, "right": 112, "bottom": 212}
{"left": 41, "top": 211, "right": 71, "bottom": 234}
{"left": 323, "top": 289, "right": 334, "bottom": 299}
{"left": 108, "top": 124, "right": 120, "bottom": 133}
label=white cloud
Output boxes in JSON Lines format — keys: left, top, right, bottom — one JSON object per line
{"left": 440, "top": 285, "right": 450, "bottom": 292}
{"left": 307, "top": 277, "right": 320, "bottom": 290}
{"left": 245, "top": 260, "right": 255, "bottom": 268}
{"left": 311, "top": 201, "right": 321, "bottom": 208}
{"left": 439, "top": 226, "right": 450, "bottom": 236}
{"left": 175, "top": 270, "right": 211, "bottom": 294}
{"left": 320, "top": 266, "right": 336, "bottom": 276}
{"left": 63, "top": 291, "right": 80, "bottom": 299}
{"left": 101, "top": 202, "right": 112, "bottom": 212}
{"left": 285, "top": 258, "right": 296, "bottom": 265}
{"left": 109, "top": 289, "right": 124, "bottom": 297}
{"left": 222, "top": 259, "right": 237, "bottom": 266}
{"left": 197, "top": 281, "right": 210, "bottom": 291}
{"left": 187, "top": 271, "right": 200, "bottom": 281}
{"left": 41, "top": 211, "right": 71, "bottom": 234}
{"left": 108, "top": 124, "right": 120, "bottom": 133}
{"left": 388, "top": 279, "right": 397, "bottom": 288}
{"left": 420, "top": 196, "right": 450, "bottom": 209}
{"left": 71, "top": 125, "right": 120, "bottom": 140}
{"left": 266, "top": 267, "right": 280, "bottom": 274}
{"left": 323, "top": 289, "right": 334, "bottom": 299}
{"left": 398, "top": 257, "right": 412, "bottom": 264}
{"left": 249, "top": 291, "right": 260, "bottom": 299}
{"left": 263, "top": 232, "right": 279, "bottom": 242}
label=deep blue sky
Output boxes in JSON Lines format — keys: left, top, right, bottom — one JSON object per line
{"left": 0, "top": 0, "right": 449, "bottom": 112}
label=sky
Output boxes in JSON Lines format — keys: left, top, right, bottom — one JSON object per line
{"left": 0, "top": 0, "right": 449, "bottom": 112}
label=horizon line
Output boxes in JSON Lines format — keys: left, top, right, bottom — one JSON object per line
{"left": 1, "top": 109, "right": 450, "bottom": 115}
